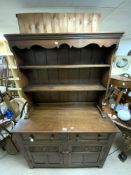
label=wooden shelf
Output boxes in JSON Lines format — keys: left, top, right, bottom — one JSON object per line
{"left": 24, "top": 84, "right": 106, "bottom": 92}
{"left": 19, "top": 64, "right": 110, "bottom": 69}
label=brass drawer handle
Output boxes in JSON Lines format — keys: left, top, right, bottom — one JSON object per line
{"left": 50, "top": 134, "right": 55, "bottom": 141}
{"left": 29, "top": 135, "right": 34, "bottom": 142}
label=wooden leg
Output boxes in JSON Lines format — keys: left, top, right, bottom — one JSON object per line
{"left": 6, "top": 136, "right": 19, "bottom": 154}
{"left": 1, "top": 141, "right": 6, "bottom": 151}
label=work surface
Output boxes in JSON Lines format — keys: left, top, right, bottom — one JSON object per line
{"left": 13, "top": 103, "right": 119, "bottom": 133}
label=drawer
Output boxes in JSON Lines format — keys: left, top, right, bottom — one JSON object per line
{"left": 21, "top": 133, "right": 67, "bottom": 143}
{"left": 68, "top": 133, "right": 109, "bottom": 141}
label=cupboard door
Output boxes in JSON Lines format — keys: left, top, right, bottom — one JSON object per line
{"left": 68, "top": 143, "right": 102, "bottom": 167}
{"left": 24, "top": 143, "right": 65, "bottom": 168}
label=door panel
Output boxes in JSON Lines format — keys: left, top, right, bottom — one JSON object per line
{"left": 31, "top": 152, "right": 63, "bottom": 164}
{"left": 71, "top": 152, "right": 100, "bottom": 163}
{"left": 24, "top": 143, "right": 64, "bottom": 167}
{"left": 68, "top": 143, "right": 102, "bottom": 167}
{"left": 32, "top": 152, "right": 47, "bottom": 164}
{"left": 84, "top": 152, "right": 100, "bottom": 163}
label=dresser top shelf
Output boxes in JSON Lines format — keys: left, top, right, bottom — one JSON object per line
{"left": 13, "top": 103, "right": 119, "bottom": 133}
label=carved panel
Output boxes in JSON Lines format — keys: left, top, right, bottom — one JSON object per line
{"left": 5, "top": 33, "right": 123, "bottom": 50}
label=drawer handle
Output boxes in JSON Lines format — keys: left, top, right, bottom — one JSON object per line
{"left": 76, "top": 134, "right": 79, "bottom": 141}
{"left": 97, "top": 134, "right": 101, "bottom": 140}
{"left": 29, "top": 135, "right": 34, "bottom": 142}
{"left": 50, "top": 134, "right": 55, "bottom": 141}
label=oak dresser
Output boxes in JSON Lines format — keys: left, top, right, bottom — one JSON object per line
{"left": 5, "top": 33, "right": 123, "bottom": 168}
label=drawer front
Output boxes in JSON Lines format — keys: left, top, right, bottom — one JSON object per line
{"left": 21, "top": 133, "right": 109, "bottom": 145}
{"left": 22, "top": 133, "right": 67, "bottom": 143}
{"left": 68, "top": 133, "right": 109, "bottom": 141}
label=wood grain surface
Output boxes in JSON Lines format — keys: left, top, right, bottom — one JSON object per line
{"left": 24, "top": 84, "right": 106, "bottom": 92}
{"left": 16, "top": 13, "right": 100, "bottom": 33}
{"left": 13, "top": 103, "right": 119, "bottom": 133}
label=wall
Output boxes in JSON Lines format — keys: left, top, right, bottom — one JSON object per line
{"left": 112, "top": 39, "right": 131, "bottom": 76}
{"left": 116, "top": 39, "right": 131, "bottom": 56}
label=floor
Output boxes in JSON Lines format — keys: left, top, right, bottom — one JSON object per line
{"left": 0, "top": 134, "right": 131, "bottom": 175}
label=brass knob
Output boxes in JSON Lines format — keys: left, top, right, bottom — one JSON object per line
{"left": 122, "top": 82, "right": 125, "bottom": 86}
{"left": 29, "top": 135, "right": 34, "bottom": 142}
{"left": 50, "top": 134, "right": 55, "bottom": 141}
